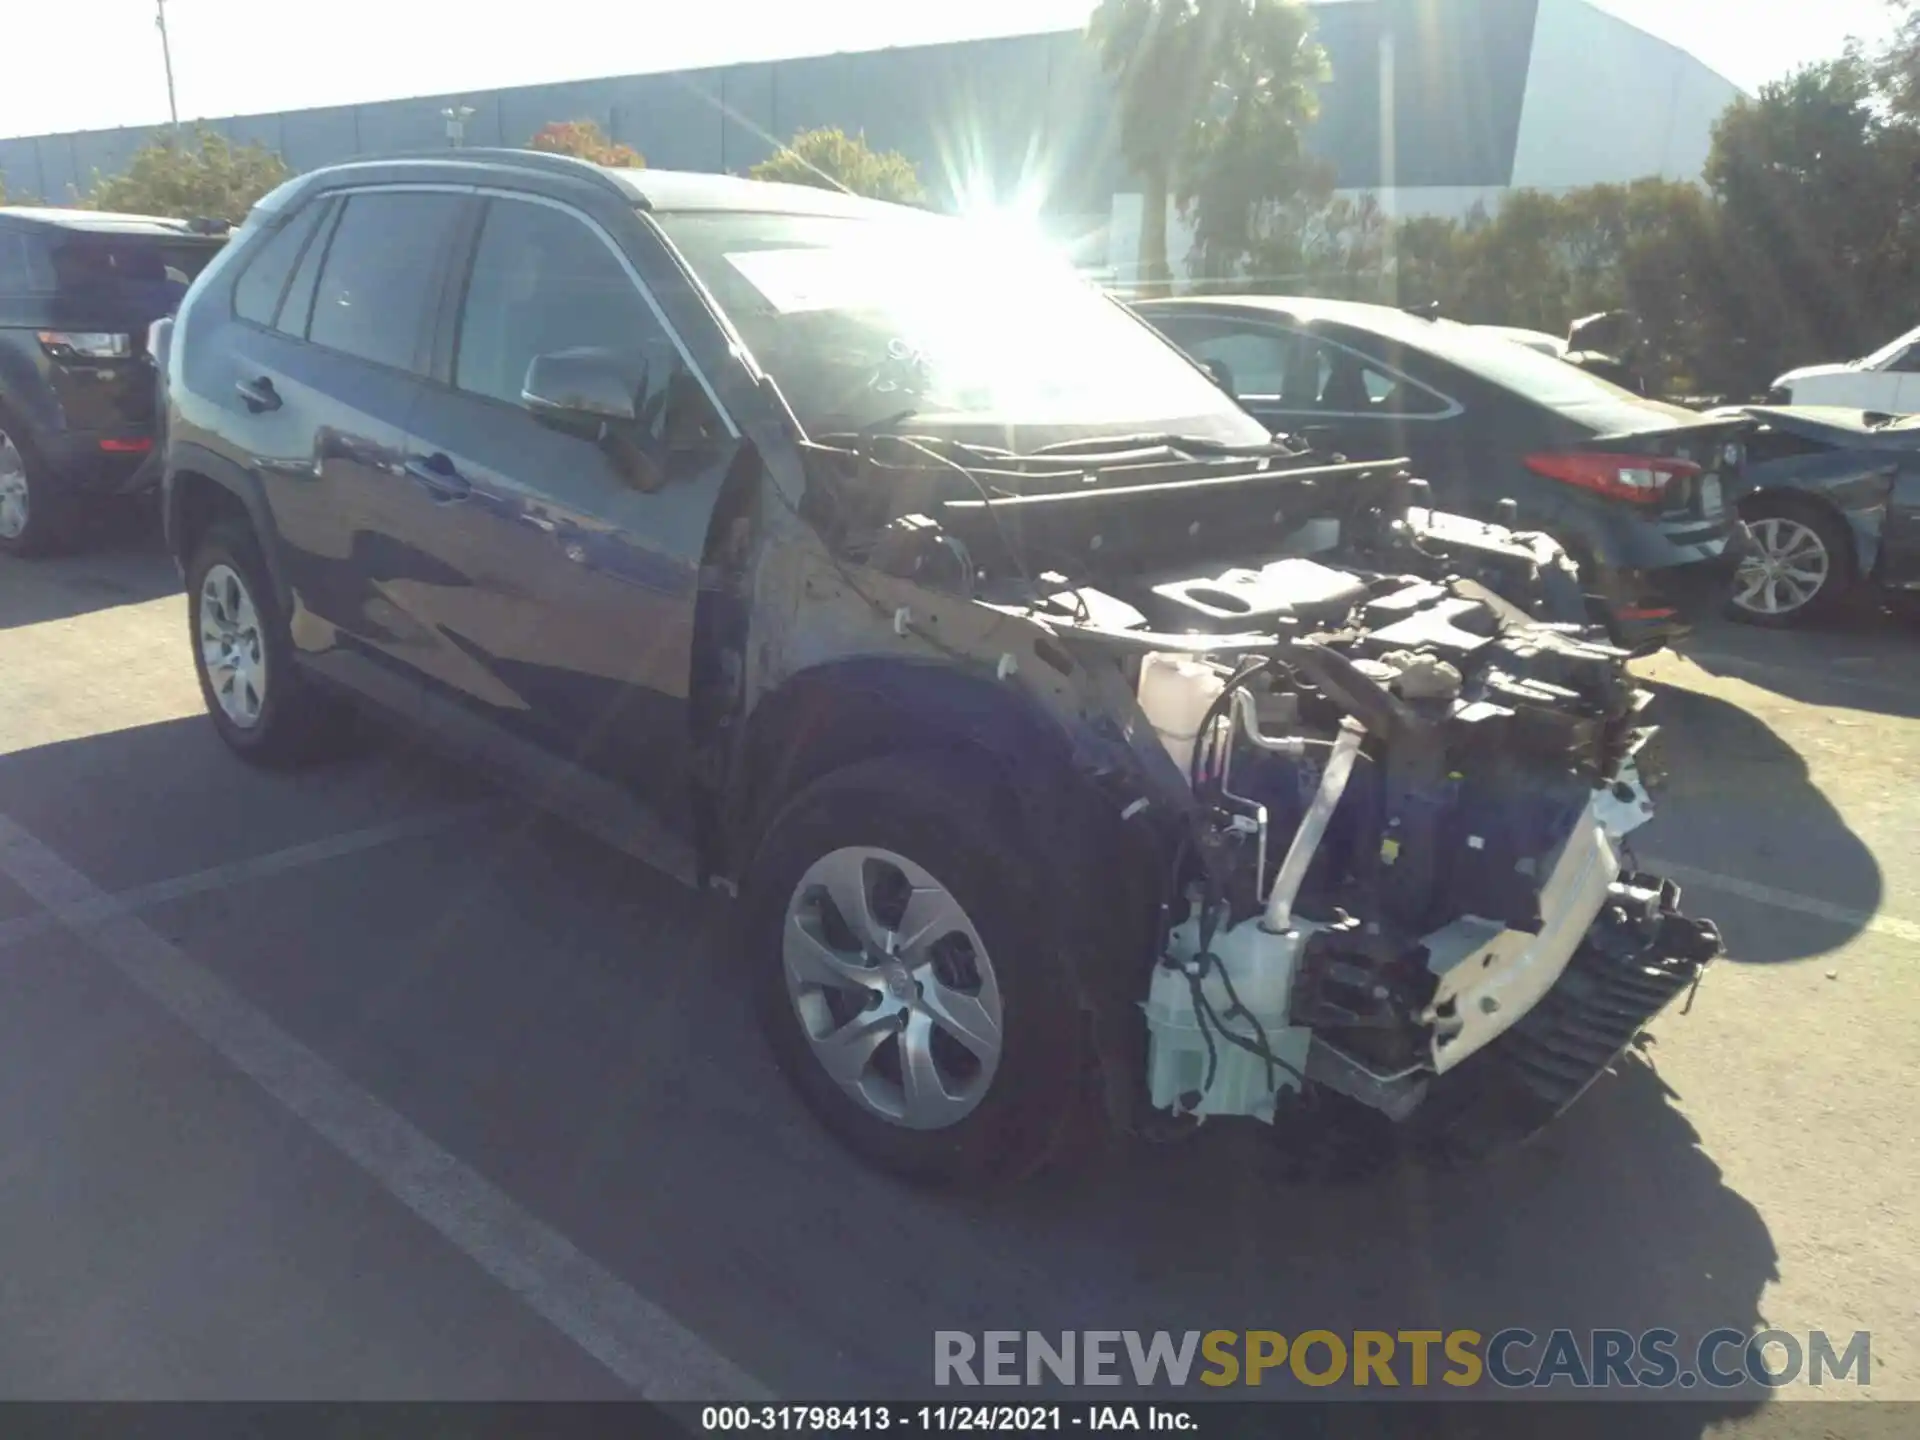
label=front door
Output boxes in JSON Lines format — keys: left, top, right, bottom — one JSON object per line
{"left": 396, "top": 194, "right": 738, "bottom": 830}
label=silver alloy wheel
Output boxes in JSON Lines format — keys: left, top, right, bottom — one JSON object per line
{"left": 0, "top": 429, "right": 27, "bottom": 541}
{"left": 783, "top": 845, "right": 1004, "bottom": 1130}
{"left": 199, "top": 562, "right": 269, "bottom": 728}
{"left": 1733, "top": 516, "right": 1831, "bottom": 617}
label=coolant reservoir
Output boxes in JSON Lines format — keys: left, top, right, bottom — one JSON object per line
{"left": 1137, "top": 654, "right": 1226, "bottom": 780}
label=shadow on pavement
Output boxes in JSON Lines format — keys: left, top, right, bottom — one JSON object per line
{"left": 0, "top": 715, "right": 1781, "bottom": 1419}
{"left": 1676, "top": 611, "right": 1920, "bottom": 722}
{"left": 0, "top": 516, "right": 179, "bottom": 632}
{"left": 955, "top": 1045, "right": 1778, "bottom": 1435}
{"left": 1636, "top": 678, "right": 1882, "bottom": 963}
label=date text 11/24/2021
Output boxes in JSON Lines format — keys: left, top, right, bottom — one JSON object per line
{"left": 700, "top": 1406, "right": 1196, "bottom": 1432}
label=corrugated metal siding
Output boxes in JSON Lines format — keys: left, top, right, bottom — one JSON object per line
{"left": 3, "top": 1, "right": 1739, "bottom": 217}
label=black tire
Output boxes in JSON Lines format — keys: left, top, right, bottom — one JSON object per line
{"left": 742, "top": 754, "right": 1083, "bottom": 1187}
{"left": 0, "top": 413, "right": 76, "bottom": 558}
{"left": 1728, "top": 494, "right": 1856, "bottom": 628}
{"left": 186, "top": 519, "right": 357, "bottom": 766}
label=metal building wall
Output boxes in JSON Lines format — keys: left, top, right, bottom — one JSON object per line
{"left": 0, "top": 29, "right": 1126, "bottom": 221}
{"left": 0, "top": 0, "right": 1732, "bottom": 228}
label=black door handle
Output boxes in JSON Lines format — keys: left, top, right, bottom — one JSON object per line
{"left": 235, "top": 375, "right": 281, "bottom": 413}
{"left": 403, "top": 453, "right": 472, "bottom": 502}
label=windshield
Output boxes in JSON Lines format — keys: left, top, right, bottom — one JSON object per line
{"left": 1861, "top": 323, "right": 1920, "bottom": 369}
{"left": 654, "top": 210, "right": 1271, "bottom": 451}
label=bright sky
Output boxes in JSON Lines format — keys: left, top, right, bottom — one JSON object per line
{"left": 0, "top": 0, "right": 1899, "bottom": 140}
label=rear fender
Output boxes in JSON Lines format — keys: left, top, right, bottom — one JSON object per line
{"left": 162, "top": 439, "right": 289, "bottom": 601}
{"left": 1739, "top": 455, "right": 1893, "bottom": 579}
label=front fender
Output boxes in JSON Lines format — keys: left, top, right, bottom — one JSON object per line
{"left": 725, "top": 654, "right": 1166, "bottom": 1129}
{"left": 725, "top": 656, "right": 1092, "bottom": 876}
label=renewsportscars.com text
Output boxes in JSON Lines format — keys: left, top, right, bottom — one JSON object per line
{"left": 933, "top": 1329, "right": 1872, "bottom": 1390}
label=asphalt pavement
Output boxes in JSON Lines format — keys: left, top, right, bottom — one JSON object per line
{"left": 0, "top": 527, "right": 1914, "bottom": 1428}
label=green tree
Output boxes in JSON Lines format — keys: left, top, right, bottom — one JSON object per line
{"left": 1089, "top": 0, "right": 1326, "bottom": 293}
{"left": 749, "top": 127, "right": 922, "bottom": 203}
{"left": 1877, "top": 0, "right": 1920, "bottom": 122}
{"left": 1705, "top": 54, "right": 1920, "bottom": 390}
{"left": 527, "top": 119, "right": 644, "bottom": 168}
{"left": 88, "top": 127, "right": 288, "bottom": 223}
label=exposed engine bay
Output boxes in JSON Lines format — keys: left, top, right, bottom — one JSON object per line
{"left": 790, "top": 432, "right": 1722, "bottom": 1158}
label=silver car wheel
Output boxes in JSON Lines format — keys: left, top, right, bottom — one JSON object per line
{"left": 0, "top": 429, "right": 28, "bottom": 541}
{"left": 199, "top": 562, "right": 269, "bottom": 729}
{"left": 1733, "top": 516, "right": 1831, "bottom": 617}
{"left": 782, "top": 845, "right": 1004, "bottom": 1131}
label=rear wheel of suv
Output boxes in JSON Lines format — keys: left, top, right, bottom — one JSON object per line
{"left": 0, "top": 417, "right": 73, "bottom": 557}
{"left": 1730, "top": 495, "right": 1855, "bottom": 627}
{"left": 186, "top": 520, "right": 356, "bottom": 765}
{"left": 742, "top": 755, "right": 1083, "bottom": 1187}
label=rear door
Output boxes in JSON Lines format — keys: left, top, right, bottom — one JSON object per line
{"left": 397, "top": 191, "right": 739, "bottom": 829}
{"left": 217, "top": 187, "right": 468, "bottom": 677}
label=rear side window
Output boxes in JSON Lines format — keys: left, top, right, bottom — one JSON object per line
{"left": 0, "top": 230, "right": 53, "bottom": 295}
{"left": 233, "top": 204, "right": 327, "bottom": 326}
{"left": 308, "top": 191, "right": 463, "bottom": 373}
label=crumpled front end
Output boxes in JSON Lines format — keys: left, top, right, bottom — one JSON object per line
{"left": 776, "top": 434, "right": 1724, "bottom": 1161}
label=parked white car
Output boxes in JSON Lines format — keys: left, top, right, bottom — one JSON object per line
{"left": 1771, "top": 323, "right": 1920, "bottom": 411}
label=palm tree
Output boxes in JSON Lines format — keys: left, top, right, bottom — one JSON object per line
{"left": 1090, "top": 0, "right": 1326, "bottom": 294}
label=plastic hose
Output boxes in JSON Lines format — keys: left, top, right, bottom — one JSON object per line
{"left": 1262, "top": 716, "right": 1366, "bottom": 934}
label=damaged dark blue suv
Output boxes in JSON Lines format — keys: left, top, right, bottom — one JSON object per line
{"left": 159, "top": 150, "right": 1721, "bottom": 1186}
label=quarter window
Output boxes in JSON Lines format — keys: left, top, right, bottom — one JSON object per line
{"left": 232, "top": 202, "right": 326, "bottom": 326}
{"left": 308, "top": 191, "right": 463, "bottom": 372}
{"left": 275, "top": 199, "right": 336, "bottom": 337}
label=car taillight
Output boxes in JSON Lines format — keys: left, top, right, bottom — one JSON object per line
{"left": 37, "top": 330, "right": 133, "bottom": 360}
{"left": 1523, "top": 450, "right": 1700, "bottom": 504}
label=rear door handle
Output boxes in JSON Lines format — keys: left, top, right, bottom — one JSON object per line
{"left": 235, "top": 376, "right": 281, "bottom": 413}
{"left": 403, "top": 453, "right": 472, "bottom": 503}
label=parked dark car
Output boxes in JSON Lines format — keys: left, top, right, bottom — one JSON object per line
{"left": 1711, "top": 404, "right": 1920, "bottom": 625}
{"left": 1137, "top": 296, "right": 1750, "bottom": 653}
{"left": 158, "top": 151, "right": 1721, "bottom": 1185}
{"left": 0, "top": 207, "right": 225, "bottom": 554}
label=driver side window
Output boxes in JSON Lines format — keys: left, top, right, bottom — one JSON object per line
{"left": 454, "top": 198, "right": 718, "bottom": 445}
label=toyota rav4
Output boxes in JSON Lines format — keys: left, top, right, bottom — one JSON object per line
{"left": 159, "top": 151, "right": 1721, "bottom": 1185}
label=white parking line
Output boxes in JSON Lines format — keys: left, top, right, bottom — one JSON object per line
{"left": 0, "top": 811, "right": 767, "bottom": 1400}
{"left": 1642, "top": 855, "right": 1920, "bottom": 947}
{"left": 0, "top": 802, "right": 500, "bottom": 953}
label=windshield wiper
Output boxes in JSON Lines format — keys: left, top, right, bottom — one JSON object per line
{"left": 1031, "top": 432, "right": 1291, "bottom": 459}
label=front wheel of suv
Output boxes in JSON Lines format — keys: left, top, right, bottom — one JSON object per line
{"left": 186, "top": 520, "right": 356, "bottom": 765}
{"left": 0, "top": 417, "right": 73, "bottom": 558}
{"left": 742, "top": 755, "right": 1084, "bottom": 1188}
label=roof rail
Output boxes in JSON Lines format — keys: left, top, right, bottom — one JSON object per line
{"left": 322, "top": 148, "right": 646, "bottom": 206}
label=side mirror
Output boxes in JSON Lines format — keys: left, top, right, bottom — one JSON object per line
{"left": 1202, "top": 358, "right": 1237, "bottom": 397}
{"left": 522, "top": 349, "right": 641, "bottom": 432}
